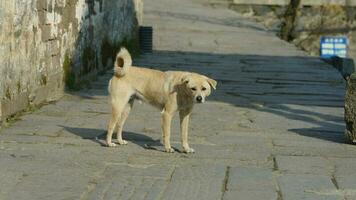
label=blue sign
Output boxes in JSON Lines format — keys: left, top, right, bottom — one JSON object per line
{"left": 320, "top": 36, "right": 348, "bottom": 58}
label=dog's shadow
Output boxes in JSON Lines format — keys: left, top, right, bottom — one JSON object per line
{"left": 60, "top": 126, "right": 165, "bottom": 151}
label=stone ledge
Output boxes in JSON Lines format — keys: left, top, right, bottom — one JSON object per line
{"left": 345, "top": 72, "right": 356, "bottom": 143}
{"left": 325, "top": 56, "right": 356, "bottom": 143}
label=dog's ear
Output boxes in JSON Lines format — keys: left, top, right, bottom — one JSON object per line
{"left": 206, "top": 77, "right": 217, "bottom": 90}
{"left": 181, "top": 75, "right": 191, "bottom": 84}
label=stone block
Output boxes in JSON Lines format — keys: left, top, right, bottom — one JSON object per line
{"left": 31, "top": 72, "right": 64, "bottom": 105}
{"left": 1, "top": 92, "right": 29, "bottom": 121}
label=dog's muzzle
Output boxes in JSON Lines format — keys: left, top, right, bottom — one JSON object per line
{"left": 196, "top": 96, "right": 203, "bottom": 103}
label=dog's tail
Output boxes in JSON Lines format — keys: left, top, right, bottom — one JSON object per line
{"left": 113, "top": 47, "right": 132, "bottom": 77}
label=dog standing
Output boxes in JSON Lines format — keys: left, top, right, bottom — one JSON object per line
{"left": 106, "top": 48, "right": 217, "bottom": 153}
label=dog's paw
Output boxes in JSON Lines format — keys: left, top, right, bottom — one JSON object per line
{"left": 165, "top": 147, "right": 175, "bottom": 153}
{"left": 107, "top": 142, "right": 117, "bottom": 147}
{"left": 183, "top": 147, "right": 195, "bottom": 154}
{"left": 117, "top": 140, "right": 128, "bottom": 145}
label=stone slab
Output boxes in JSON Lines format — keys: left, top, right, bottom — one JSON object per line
{"left": 275, "top": 155, "right": 333, "bottom": 175}
{"left": 223, "top": 190, "right": 278, "bottom": 200}
{"left": 331, "top": 158, "right": 356, "bottom": 177}
{"left": 278, "top": 174, "right": 342, "bottom": 200}
{"left": 227, "top": 167, "right": 275, "bottom": 191}
{"left": 335, "top": 176, "right": 356, "bottom": 190}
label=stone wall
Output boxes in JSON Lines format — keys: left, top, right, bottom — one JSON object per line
{"left": 345, "top": 73, "right": 356, "bottom": 142}
{"left": 0, "top": 0, "right": 142, "bottom": 121}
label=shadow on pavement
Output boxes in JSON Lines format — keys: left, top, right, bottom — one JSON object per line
{"left": 61, "top": 126, "right": 162, "bottom": 149}
{"left": 290, "top": 128, "right": 350, "bottom": 144}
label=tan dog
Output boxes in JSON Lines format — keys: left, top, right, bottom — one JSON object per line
{"left": 106, "top": 48, "right": 217, "bottom": 153}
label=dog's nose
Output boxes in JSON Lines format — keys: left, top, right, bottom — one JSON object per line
{"left": 196, "top": 96, "right": 202, "bottom": 102}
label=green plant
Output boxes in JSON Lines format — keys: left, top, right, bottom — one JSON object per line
{"left": 62, "top": 51, "right": 76, "bottom": 90}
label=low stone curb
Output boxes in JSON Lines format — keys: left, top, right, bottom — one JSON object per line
{"left": 345, "top": 73, "right": 356, "bottom": 143}
{"left": 325, "top": 56, "right": 356, "bottom": 143}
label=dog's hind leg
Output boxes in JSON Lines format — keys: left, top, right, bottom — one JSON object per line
{"left": 116, "top": 99, "right": 134, "bottom": 145}
{"left": 106, "top": 95, "right": 131, "bottom": 147}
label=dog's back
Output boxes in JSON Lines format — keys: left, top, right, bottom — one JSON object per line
{"left": 109, "top": 48, "right": 168, "bottom": 108}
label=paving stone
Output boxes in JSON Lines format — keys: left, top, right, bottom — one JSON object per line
{"left": 278, "top": 174, "right": 342, "bottom": 200}
{"left": 86, "top": 174, "right": 168, "bottom": 200}
{"left": 4, "top": 171, "right": 90, "bottom": 200}
{"left": 272, "top": 139, "right": 354, "bottom": 158}
{"left": 331, "top": 158, "right": 356, "bottom": 177}
{"left": 227, "top": 167, "right": 275, "bottom": 191}
{"left": 0, "top": 171, "right": 22, "bottom": 197}
{"left": 346, "top": 196, "right": 356, "bottom": 200}
{"left": 0, "top": 151, "right": 97, "bottom": 200}
{"left": 206, "top": 134, "right": 272, "bottom": 148}
{"left": 275, "top": 155, "right": 333, "bottom": 175}
{"left": 85, "top": 164, "right": 173, "bottom": 200}
{"left": 223, "top": 167, "right": 278, "bottom": 200}
{"left": 223, "top": 190, "right": 278, "bottom": 200}
{"left": 153, "top": 164, "right": 225, "bottom": 200}
{"left": 335, "top": 176, "right": 356, "bottom": 191}
{"left": 161, "top": 179, "right": 223, "bottom": 200}
{"left": 171, "top": 164, "right": 227, "bottom": 180}
{"left": 187, "top": 144, "right": 273, "bottom": 167}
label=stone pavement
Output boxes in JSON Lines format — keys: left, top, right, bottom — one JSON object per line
{"left": 0, "top": 0, "right": 355, "bottom": 199}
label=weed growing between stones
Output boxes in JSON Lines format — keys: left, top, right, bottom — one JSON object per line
{"left": 63, "top": 51, "right": 77, "bottom": 90}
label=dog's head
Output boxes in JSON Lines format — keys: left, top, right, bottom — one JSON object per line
{"left": 181, "top": 74, "right": 217, "bottom": 103}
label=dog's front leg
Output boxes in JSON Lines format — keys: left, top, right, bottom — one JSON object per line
{"left": 161, "top": 110, "right": 175, "bottom": 153}
{"left": 180, "top": 109, "right": 194, "bottom": 153}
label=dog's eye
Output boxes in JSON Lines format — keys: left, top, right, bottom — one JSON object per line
{"left": 191, "top": 87, "right": 197, "bottom": 91}
{"left": 202, "top": 87, "right": 206, "bottom": 91}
